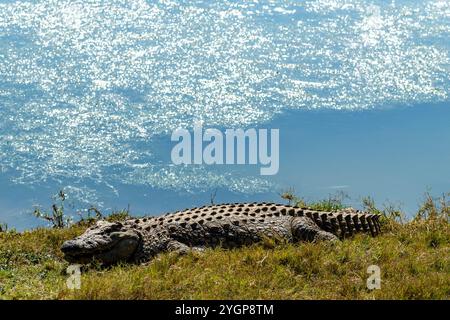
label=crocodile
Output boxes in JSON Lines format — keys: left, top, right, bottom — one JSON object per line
{"left": 61, "top": 203, "right": 381, "bottom": 265}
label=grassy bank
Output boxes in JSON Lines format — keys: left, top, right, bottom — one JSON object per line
{"left": 0, "top": 194, "right": 448, "bottom": 300}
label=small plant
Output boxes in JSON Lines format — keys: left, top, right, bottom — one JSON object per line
{"left": 382, "top": 201, "right": 404, "bottom": 223}
{"left": 362, "top": 196, "right": 383, "bottom": 215}
{"left": 280, "top": 187, "right": 297, "bottom": 205}
{"left": 106, "top": 208, "right": 131, "bottom": 222}
{"left": 0, "top": 222, "right": 7, "bottom": 232}
{"left": 87, "top": 206, "right": 103, "bottom": 220}
{"left": 73, "top": 206, "right": 131, "bottom": 227}
{"left": 74, "top": 206, "right": 104, "bottom": 227}
{"left": 306, "top": 191, "right": 349, "bottom": 211}
{"left": 361, "top": 196, "right": 404, "bottom": 229}
{"left": 290, "top": 191, "right": 349, "bottom": 211}
{"left": 33, "top": 190, "right": 72, "bottom": 228}
{"left": 210, "top": 188, "right": 218, "bottom": 205}
{"left": 416, "top": 192, "right": 449, "bottom": 221}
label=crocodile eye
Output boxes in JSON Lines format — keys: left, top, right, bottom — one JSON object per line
{"left": 104, "top": 224, "right": 121, "bottom": 233}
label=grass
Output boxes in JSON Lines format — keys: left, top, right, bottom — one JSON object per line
{"left": 0, "top": 193, "right": 448, "bottom": 300}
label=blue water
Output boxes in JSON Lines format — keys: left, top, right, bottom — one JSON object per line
{"left": 0, "top": 0, "right": 449, "bottom": 230}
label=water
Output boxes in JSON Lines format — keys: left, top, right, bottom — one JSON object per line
{"left": 0, "top": 0, "right": 449, "bottom": 230}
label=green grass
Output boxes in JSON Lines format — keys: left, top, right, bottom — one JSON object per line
{"left": 0, "top": 195, "right": 448, "bottom": 300}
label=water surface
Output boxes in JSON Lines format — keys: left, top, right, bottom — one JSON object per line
{"left": 0, "top": 0, "right": 448, "bottom": 229}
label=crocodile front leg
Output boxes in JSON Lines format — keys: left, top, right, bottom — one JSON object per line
{"left": 166, "top": 240, "right": 206, "bottom": 255}
{"left": 291, "top": 216, "right": 338, "bottom": 242}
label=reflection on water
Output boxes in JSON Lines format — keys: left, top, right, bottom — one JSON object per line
{"left": 0, "top": 0, "right": 448, "bottom": 228}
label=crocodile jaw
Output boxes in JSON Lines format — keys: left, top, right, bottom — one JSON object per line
{"left": 61, "top": 230, "right": 141, "bottom": 265}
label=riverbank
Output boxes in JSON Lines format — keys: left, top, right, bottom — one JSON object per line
{"left": 0, "top": 195, "right": 448, "bottom": 300}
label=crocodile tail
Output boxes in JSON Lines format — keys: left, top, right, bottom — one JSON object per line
{"left": 323, "top": 209, "right": 382, "bottom": 239}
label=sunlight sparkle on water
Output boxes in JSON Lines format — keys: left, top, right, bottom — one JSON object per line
{"left": 0, "top": 0, "right": 448, "bottom": 196}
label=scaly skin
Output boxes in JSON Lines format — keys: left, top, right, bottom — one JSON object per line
{"left": 61, "top": 203, "right": 381, "bottom": 265}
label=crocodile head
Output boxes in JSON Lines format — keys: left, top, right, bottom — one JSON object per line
{"left": 61, "top": 220, "right": 141, "bottom": 265}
